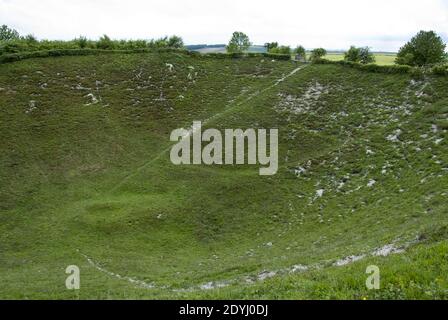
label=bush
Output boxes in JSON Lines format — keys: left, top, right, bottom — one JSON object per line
{"left": 23, "top": 34, "right": 38, "bottom": 44}
{"left": 269, "top": 45, "right": 291, "bottom": 55}
{"left": 97, "top": 35, "right": 115, "bottom": 50}
{"left": 0, "top": 34, "right": 186, "bottom": 56}
{"left": 396, "top": 31, "right": 446, "bottom": 66}
{"left": 263, "top": 52, "right": 291, "bottom": 60}
{"left": 431, "top": 64, "right": 448, "bottom": 76}
{"left": 74, "top": 36, "right": 88, "bottom": 49}
{"left": 314, "top": 58, "right": 412, "bottom": 74}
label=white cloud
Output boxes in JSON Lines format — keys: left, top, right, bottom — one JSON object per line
{"left": 1, "top": 0, "right": 447, "bottom": 51}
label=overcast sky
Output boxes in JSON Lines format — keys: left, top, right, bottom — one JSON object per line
{"left": 1, "top": 0, "right": 447, "bottom": 52}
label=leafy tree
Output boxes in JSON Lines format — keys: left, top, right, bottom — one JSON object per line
{"left": 74, "top": 36, "right": 88, "bottom": 49}
{"left": 226, "top": 31, "right": 251, "bottom": 53}
{"left": 396, "top": 31, "right": 446, "bottom": 66}
{"left": 344, "top": 46, "right": 360, "bottom": 62}
{"left": 264, "top": 42, "right": 278, "bottom": 52}
{"left": 359, "top": 47, "right": 375, "bottom": 64}
{"left": 294, "top": 45, "right": 306, "bottom": 57}
{"left": 23, "top": 34, "right": 38, "bottom": 44}
{"left": 345, "top": 46, "right": 375, "bottom": 64}
{"left": 167, "top": 35, "right": 184, "bottom": 49}
{"left": 97, "top": 34, "right": 115, "bottom": 50}
{"left": 309, "top": 48, "right": 327, "bottom": 62}
{"left": 152, "top": 36, "right": 168, "bottom": 48}
{"left": 0, "top": 25, "right": 20, "bottom": 41}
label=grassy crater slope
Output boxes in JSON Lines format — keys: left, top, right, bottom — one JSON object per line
{"left": 0, "top": 52, "right": 447, "bottom": 299}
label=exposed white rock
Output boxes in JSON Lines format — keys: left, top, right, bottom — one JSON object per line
{"left": 258, "top": 271, "right": 277, "bottom": 281}
{"left": 290, "top": 264, "right": 308, "bottom": 273}
{"left": 372, "top": 244, "right": 404, "bottom": 256}
{"left": 166, "top": 63, "right": 174, "bottom": 72}
{"left": 333, "top": 255, "right": 365, "bottom": 266}
{"left": 386, "top": 129, "right": 402, "bottom": 143}
{"left": 84, "top": 93, "right": 99, "bottom": 105}
{"left": 25, "top": 100, "right": 37, "bottom": 114}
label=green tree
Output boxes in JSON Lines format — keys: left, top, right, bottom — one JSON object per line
{"left": 264, "top": 42, "right": 278, "bottom": 52}
{"left": 359, "top": 47, "right": 375, "bottom": 64}
{"left": 74, "top": 36, "right": 88, "bottom": 49}
{"left": 97, "top": 34, "right": 115, "bottom": 50}
{"left": 309, "top": 48, "right": 327, "bottom": 62}
{"left": 344, "top": 46, "right": 360, "bottom": 62}
{"left": 396, "top": 31, "right": 446, "bottom": 66}
{"left": 0, "top": 25, "right": 20, "bottom": 41}
{"left": 23, "top": 34, "right": 38, "bottom": 44}
{"left": 345, "top": 46, "right": 375, "bottom": 64}
{"left": 226, "top": 31, "right": 251, "bottom": 53}
{"left": 167, "top": 35, "right": 184, "bottom": 49}
{"left": 294, "top": 45, "right": 306, "bottom": 57}
{"left": 152, "top": 36, "right": 168, "bottom": 48}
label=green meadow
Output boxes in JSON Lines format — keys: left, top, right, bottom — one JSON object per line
{"left": 324, "top": 52, "right": 397, "bottom": 65}
{"left": 0, "top": 51, "right": 447, "bottom": 299}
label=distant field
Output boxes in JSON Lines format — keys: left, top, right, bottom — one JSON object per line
{"left": 324, "top": 52, "right": 397, "bottom": 65}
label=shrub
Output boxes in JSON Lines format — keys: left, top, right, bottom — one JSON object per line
{"left": 431, "top": 64, "right": 448, "bottom": 76}
{"left": 74, "top": 36, "right": 88, "bottom": 49}
{"left": 97, "top": 35, "right": 115, "bottom": 50}
{"left": 23, "top": 34, "right": 38, "bottom": 44}
{"left": 151, "top": 37, "right": 169, "bottom": 48}
{"left": 269, "top": 45, "right": 291, "bottom": 55}
{"left": 313, "top": 58, "right": 412, "bottom": 74}
{"left": 396, "top": 31, "right": 446, "bottom": 66}
{"left": 263, "top": 53, "right": 291, "bottom": 60}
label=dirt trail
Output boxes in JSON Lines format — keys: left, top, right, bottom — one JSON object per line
{"left": 79, "top": 238, "right": 416, "bottom": 292}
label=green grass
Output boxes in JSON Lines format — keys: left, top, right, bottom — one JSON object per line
{"left": 0, "top": 51, "right": 447, "bottom": 299}
{"left": 324, "top": 53, "right": 397, "bottom": 65}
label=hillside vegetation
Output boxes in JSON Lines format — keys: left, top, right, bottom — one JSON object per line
{"left": 0, "top": 51, "right": 447, "bottom": 299}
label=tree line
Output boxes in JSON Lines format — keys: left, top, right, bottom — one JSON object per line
{"left": 0, "top": 25, "right": 184, "bottom": 55}
{"left": 1, "top": 25, "right": 446, "bottom": 67}
{"left": 226, "top": 30, "right": 447, "bottom": 66}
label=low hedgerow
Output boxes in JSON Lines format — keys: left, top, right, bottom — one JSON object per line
{"left": 203, "top": 52, "right": 291, "bottom": 60}
{"left": 312, "top": 58, "right": 436, "bottom": 75}
{"left": 262, "top": 52, "right": 291, "bottom": 60}
{"left": 0, "top": 48, "right": 199, "bottom": 64}
{"left": 431, "top": 64, "right": 448, "bottom": 76}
